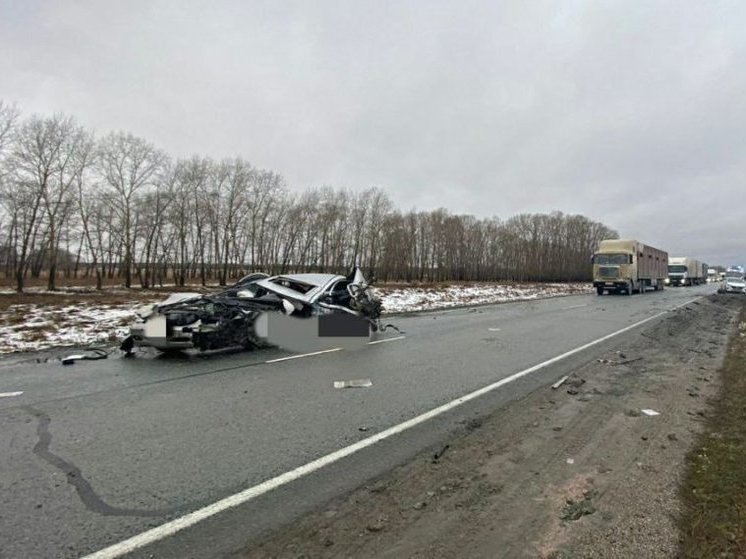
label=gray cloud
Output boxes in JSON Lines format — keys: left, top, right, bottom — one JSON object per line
{"left": 1, "top": 0, "right": 745, "bottom": 265}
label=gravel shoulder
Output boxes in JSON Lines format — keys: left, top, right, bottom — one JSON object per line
{"left": 240, "top": 293, "right": 742, "bottom": 558}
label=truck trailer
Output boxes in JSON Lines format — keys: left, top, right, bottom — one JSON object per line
{"left": 592, "top": 239, "right": 668, "bottom": 295}
{"left": 665, "top": 256, "right": 705, "bottom": 286}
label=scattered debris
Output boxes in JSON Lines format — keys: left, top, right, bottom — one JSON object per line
{"left": 61, "top": 348, "right": 109, "bottom": 365}
{"left": 432, "top": 444, "right": 450, "bottom": 462}
{"left": 552, "top": 375, "right": 569, "bottom": 389}
{"left": 641, "top": 409, "right": 660, "bottom": 416}
{"left": 366, "top": 517, "right": 388, "bottom": 532}
{"left": 333, "top": 379, "right": 373, "bottom": 389}
{"left": 561, "top": 491, "right": 597, "bottom": 521}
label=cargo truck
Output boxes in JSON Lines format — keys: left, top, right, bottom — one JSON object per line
{"left": 592, "top": 239, "right": 668, "bottom": 295}
{"left": 665, "top": 257, "right": 706, "bottom": 286}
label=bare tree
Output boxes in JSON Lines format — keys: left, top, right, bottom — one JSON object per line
{"left": 96, "top": 131, "right": 167, "bottom": 288}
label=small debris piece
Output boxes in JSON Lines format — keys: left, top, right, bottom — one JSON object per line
{"left": 432, "top": 444, "right": 450, "bottom": 462}
{"left": 626, "top": 409, "right": 641, "bottom": 417}
{"left": 334, "top": 379, "right": 372, "bottom": 389}
{"left": 358, "top": 426, "right": 369, "bottom": 432}
{"left": 567, "top": 389, "right": 579, "bottom": 395}
{"left": 61, "top": 354, "right": 86, "bottom": 365}
{"left": 552, "top": 375, "right": 569, "bottom": 389}
{"left": 566, "top": 458, "right": 575, "bottom": 465}
{"left": 641, "top": 436, "right": 648, "bottom": 441}
{"left": 412, "top": 501, "right": 427, "bottom": 510}
{"left": 553, "top": 426, "right": 563, "bottom": 432}
{"left": 561, "top": 496, "right": 596, "bottom": 521}
{"left": 667, "top": 433, "right": 678, "bottom": 441}
{"left": 366, "top": 522, "right": 385, "bottom": 533}
{"left": 641, "top": 409, "right": 660, "bottom": 416}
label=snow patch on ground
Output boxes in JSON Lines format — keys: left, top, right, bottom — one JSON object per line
{"left": 0, "top": 303, "right": 138, "bottom": 354}
{"left": 0, "top": 283, "right": 592, "bottom": 354}
{"left": 377, "top": 283, "right": 593, "bottom": 313}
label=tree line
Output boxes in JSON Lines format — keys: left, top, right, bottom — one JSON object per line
{"left": 0, "top": 101, "right": 618, "bottom": 292}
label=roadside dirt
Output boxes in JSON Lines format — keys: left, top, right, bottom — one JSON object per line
{"left": 240, "top": 294, "right": 743, "bottom": 558}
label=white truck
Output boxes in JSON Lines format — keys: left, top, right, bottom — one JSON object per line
{"left": 592, "top": 239, "right": 668, "bottom": 295}
{"left": 665, "top": 257, "right": 705, "bottom": 286}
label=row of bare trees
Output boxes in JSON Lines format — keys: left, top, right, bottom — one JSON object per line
{"left": 0, "top": 102, "right": 618, "bottom": 292}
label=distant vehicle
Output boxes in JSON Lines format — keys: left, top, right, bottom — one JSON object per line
{"left": 592, "top": 239, "right": 668, "bottom": 295}
{"left": 707, "top": 268, "right": 719, "bottom": 282}
{"left": 721, "top": 266, "right": 746, "bottom": 294}
{"left": 665, "top": 257, "right": 705, "bottom": 286}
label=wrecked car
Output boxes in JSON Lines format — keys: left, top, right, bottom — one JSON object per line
{"left": 120, "top": 268, "right": 387, "bottom": 353}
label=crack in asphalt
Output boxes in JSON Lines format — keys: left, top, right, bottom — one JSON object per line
{"left": 24, "top": 405, "right": 187, "bottom": 518}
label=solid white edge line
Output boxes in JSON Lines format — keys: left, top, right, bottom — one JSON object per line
{"left": 0, "top": 391, "right": 23, "bottom": 398}
{"left": 82, "top": 296, "right": 700, "bottom": 559}
{"left": 368, "top": 336, "right": 406, "bottom": 345}
{"left": 264, "top": 348, "right": 342, "bottom": 363}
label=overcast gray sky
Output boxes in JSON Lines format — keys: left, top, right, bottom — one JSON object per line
{"left": 1, "top": 0, "right": 745, "bottom": 265}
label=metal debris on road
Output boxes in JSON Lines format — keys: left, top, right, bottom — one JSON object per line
{"left": 432, "top": 444, "right": 450, "bottom": 463}
{"left": 333, "top": 378, "right": 373, "bottom": 389}
{"left": 61, "top": 348, "right": 109, "bottom": 365}
{"left": 552, "top": 375, "right": 569, "bottom": 389}
{"left": 641, "top": 409, "right": 660, "bottom": 416}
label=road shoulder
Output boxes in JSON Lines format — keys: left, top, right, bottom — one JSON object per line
{"left": 240, "top": 294, "right": 741, "bottom": 558}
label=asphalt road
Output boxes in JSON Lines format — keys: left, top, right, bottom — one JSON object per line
{"left": 0, "top": 284, "right": 719, "bottom": 558}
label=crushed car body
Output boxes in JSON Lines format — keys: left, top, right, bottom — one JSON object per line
{"left": 120, "top": 268, "right": 389, "bottom": 353}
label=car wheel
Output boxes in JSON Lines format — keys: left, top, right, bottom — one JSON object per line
{"left": 596, "top": 286, "right": 604, "bottom": 296}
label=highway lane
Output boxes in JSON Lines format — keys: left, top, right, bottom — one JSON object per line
{"left": 0, "top": 284, "right": 718, "bottom": 558}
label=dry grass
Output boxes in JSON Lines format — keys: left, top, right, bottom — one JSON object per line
{"left": 680, "top": 301, "right": 746, "bottom": 558}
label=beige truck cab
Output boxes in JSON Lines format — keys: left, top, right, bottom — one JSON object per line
{"left": 592, "top": 239, "right": 668, "bottom": 295}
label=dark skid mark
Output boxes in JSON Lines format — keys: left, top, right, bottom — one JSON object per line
{"left": 24, "top": 405, "right": 186, "bottom": 518}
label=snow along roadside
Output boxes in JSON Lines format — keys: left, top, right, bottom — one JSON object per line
{"left": 0, "top": 283, "right": 592, "bottom": 354}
